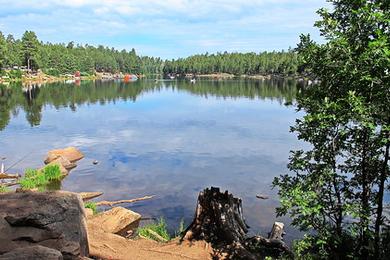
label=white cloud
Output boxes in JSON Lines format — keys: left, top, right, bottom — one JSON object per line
{"left": 0, "top": 0, "right": 329, "bottom": 58}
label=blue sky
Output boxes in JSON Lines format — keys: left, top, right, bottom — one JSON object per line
{"left": 0, "top": 0, "right": 329, "bottom": 59}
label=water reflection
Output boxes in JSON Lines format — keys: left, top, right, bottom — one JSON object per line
{"left": 0, "top": 79, "right": 299, "bottom": 130}
{"left": 0, "top": 79, "right": 301, "bottom": 241}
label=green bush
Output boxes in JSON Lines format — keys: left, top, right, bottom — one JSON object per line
{"left": 7, "top": 70, "right": 22, "bottom": 79}
{"left": 80, "top": 71, "right": 90, "bottom": 77}
{"left": 19, "top": 165, "right": 62, "bottom": 190}
{"left": 45, "top": 68, "right": 60, "bottom": 77}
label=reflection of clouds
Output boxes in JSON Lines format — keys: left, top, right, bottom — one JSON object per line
{"left": 1, "top": 82, "right": 302, "bottom": 239}
{"left": 67, "top": 129, "right": 136, "bottom": 147}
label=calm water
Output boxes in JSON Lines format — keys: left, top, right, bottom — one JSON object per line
{"left": 0, "top": 79, "right": 302, "bottom": 240}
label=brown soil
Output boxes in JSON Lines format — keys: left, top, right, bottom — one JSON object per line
{"left": 88, "top": 218, "right": 215, "bottom": 260}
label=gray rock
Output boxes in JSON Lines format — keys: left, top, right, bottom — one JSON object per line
{"left": 0, "top": 245, "right": 63, "bottom": 260}
{"left": 0, "top": 191, "right": 89, "bottom": 259}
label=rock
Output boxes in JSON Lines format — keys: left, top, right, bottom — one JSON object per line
{"left": 88, "top": 207, "right": 141, "bottom": 237}
{"left": 0, "top": 245, "right": 63, "bottom": 260}
{"left": 45, "top": 147, "right": 84, "bottom": 164}
{"left": 0, "top": 191, "right": 89, "bottom": 259}
{"left": 51, "top": 156, "right": 77, "bottom": 170}
{"left": 84, "top": 208, "right": 94, "bottom": 218}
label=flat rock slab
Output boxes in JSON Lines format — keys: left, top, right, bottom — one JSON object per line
{"left": 51, "top": 156, "right": 77, "bottom": 170}
{"left": 45, "top": 147, "right": 84, "bottom": 164}
{"left": 88, "top": 207, "right": 141, "bottom": 237}
{"left": 0, "top": 191, "right": 89, "bottom": 259}
{"left": 0, "top": 245, "right": 63, "bottom": 260}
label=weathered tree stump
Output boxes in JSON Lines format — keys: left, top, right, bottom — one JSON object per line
{"left": 182, "top": 187, "right": 291, "bottom": 259}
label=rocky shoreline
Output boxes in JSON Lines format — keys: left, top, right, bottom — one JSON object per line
{"left": 0, "top": 147, "right": 289, "bottom": 259}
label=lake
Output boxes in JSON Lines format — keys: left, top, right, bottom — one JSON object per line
{"left": 0, "top": 79, "right": 303, "bottom": 241}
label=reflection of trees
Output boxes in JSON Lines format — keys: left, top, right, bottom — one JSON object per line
{"left": 23, "top": 85, "right": 42, "bottom": 127}
{"left": 0, "top": 84, "right": 19, "bottom": 130}
{"left": 0, "top": 79, "right": 298, "bottom": 130}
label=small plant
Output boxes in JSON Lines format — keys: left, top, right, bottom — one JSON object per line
{"left": 138, "top": 217, "right": 171, "bottom": 242}
{"left": 0, "top": 185, "right": 10, "bottom": 193}
{"left": 19, "top": 165, "right": 62, "bottom": 190}
{"left": 42, "top": 164, "right": 62, "bottom": 181}
{"left": 174, "top": 218, "right": 185, "bottom": 238}
{"left": 84, "top": 201, "right": 98, "bottom": 214}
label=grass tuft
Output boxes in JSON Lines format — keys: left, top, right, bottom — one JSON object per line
{"left": 19, "top": 165, "right": 62, "bottom": 190}
{"left": 138, "top": 217, "right": 171, "bottom": 242}
{"left": 174, "top": 218, "right": 185, "bottom": 238}
{"left": 0, "top": 185, "right": 10, "bottom": 193}
{"left": 84, "top": 201, "right": 98, "bottom": 214}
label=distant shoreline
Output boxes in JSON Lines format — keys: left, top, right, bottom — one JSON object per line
{"left": 194, "top": 73, "right": 304, "bottom": 80}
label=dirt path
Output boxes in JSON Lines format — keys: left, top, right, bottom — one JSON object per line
{"left": 88, "top": 221, "right": 214, "bottom": 260}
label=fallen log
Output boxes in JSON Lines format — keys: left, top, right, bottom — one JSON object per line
{"left": 181, "top": 187, "right": 290, "bottom": 259}
{"left": 0, "top": 173, "right": 20, "bottom": 179}
{"left": 79, "top": 192, "right": 103, "bottom": 201}
{"left": 3, "top": 181, "right": 18, "bottom": 187}
{"left": 95, "top": 195, "right": 155, "bottom": 207}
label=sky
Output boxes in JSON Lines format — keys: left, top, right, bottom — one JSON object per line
{"left": 0, "top": 0, "right": 329, "bottom": 59}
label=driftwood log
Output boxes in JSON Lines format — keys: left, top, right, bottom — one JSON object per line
{"left": 95, "top": 195, "right": 155, "bottom": 207}
{"left": 0, "top": 173, "right": 20, "bottom": 179}
{"left": 79, "top": 192, "right": 104, "bottom": 201}
{"left": 181, "top": 187, "right": 291, "bottom": 259}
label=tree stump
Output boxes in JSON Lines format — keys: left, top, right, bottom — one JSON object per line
{"left": 182, "top": 187, "right": 291, "bottom": 259}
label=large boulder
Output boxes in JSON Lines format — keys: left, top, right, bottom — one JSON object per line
{"left": 44, "top": 147, "right": 84, "bottom": 164}
{"left": 0, "top": 245, "right": 63, "bottom": 260}
{"left": 88, "top": 207, "right": 141, "bottom": 237}
{"left": 0, "top": 191, "right": 89, "bottom": 259}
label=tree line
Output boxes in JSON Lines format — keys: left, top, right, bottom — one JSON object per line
{"left": 0, "top": 31, "right": 164, "bottom": 76}
{"left": 0, "top": 31, "right": 300, "bottom": 77}
{"left": 163, "top": 51, "right": 299, "bottom": 76}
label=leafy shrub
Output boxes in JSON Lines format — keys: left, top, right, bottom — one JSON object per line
{"left": 45, "top": 68, "right": 60, "bottom": 77}
{"left": 7, "top": 70, "right": 22, "bottom": 79}
{"left": 80, "top": 71, "right": 90, "bottom": 77}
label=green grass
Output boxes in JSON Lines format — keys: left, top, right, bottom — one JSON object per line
{"left": 174, "top": 219, "right": 185, "bottom": 237}
{"left": 138, "top": 217, "right": 171, "bottom": 242}
{"left": 0, "top": 185, "right": 10, "bottom": 193}
{"left": 84, "top": 201, "right": 98, "bottom": 214}
{"left": 18, "top": 165, "right": 62, "bottom": 190}
{"left": 137, "top": 218, "right": 187, "bottom": 242}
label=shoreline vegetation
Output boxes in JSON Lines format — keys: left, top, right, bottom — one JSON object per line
{"left": 0, "top": 69, "right": 306, "bottom": 86}
{"left": 0, "top": 30, "right": 304, "bottom": 87}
